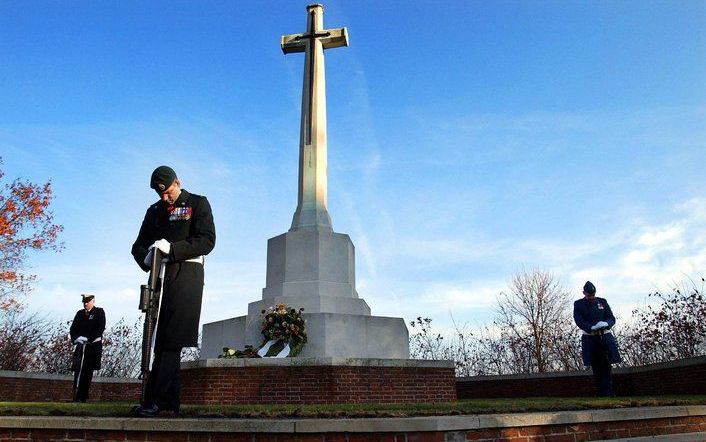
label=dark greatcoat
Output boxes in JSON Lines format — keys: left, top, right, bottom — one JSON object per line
{"left": 573, "top": 297, "right": 622, "bottom": 366}
{"left": 70, "top": 307, "right": 106, "bottom": 371}
{"left": 131, "top": 189, "right": 215, "bottom": 349}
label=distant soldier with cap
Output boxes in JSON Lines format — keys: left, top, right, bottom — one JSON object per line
{"left": 131, "top": 165, "right": 216, "bottom": 417}
{"left": 573, "top": 281, "right": 621, "bottom": 396}
{"left": 69, "top": 293, "right": 105, "bottom": 402}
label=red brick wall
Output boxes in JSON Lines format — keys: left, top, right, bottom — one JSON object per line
{"left": 457, "top": 357, "right": 706, "bottom": 399}
{"left": 181, "top": 365, "right": 457, "bottom": 404}
{"left": 623, "top": 362, "right": 706, "bottom": 395}
{"left": 0, "top": 415, "right": 703, "bottom": 441}
{"left": 2, "top": 356, "right": 703, "bottom": 404}
{"left": 0, "top": 374, "right": 140, "bottom": 402}
{"left": 457, "top": 373, "right": 596, "bottom": 398}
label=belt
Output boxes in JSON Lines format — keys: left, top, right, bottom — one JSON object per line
{"left": 78, "top": 337, "right": 102, "bottom": 345}
{"left": 185, "top": 256, "right": 204, "bottom": 265}
{"left": 161, "top": 256, "right": 204, "bottom": 265}
{"left": 584, "top": 330, "right": 611, "bottom": 336}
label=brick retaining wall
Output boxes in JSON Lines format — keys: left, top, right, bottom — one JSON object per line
{"left": 0, "top": 370, "right": 140, "bottom": 402}
{"left": 2, "top": 356, "right": 704, "bottom": 404}
{"left": 181, "top": 358, "right": 457, "bottom": 404}
{"left": 0, "top": 359, "right": 456, "bottom": 405}
{"left": 0, "top": 406, "right": 704, "bottom": 441}
{"left": 457, "top": 356, "right": 706, "bottom": 399}
{"left": 619, "top": 357, "right": 706, "bottom": 396}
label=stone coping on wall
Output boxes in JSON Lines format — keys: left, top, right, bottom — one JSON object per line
{"left": 0, "top": 358, "right": 453, "bottom": 383}
{"left": 457, "top": 355, "right": 706, "bottom": 381}
{"left": 0, "top": 405, "right": 703, "bottom": 433}
{"left": 615, "top": 355, "right": 706, "bottom": 373}
{"left": 3, "top": 355, "right": 700, "bottom": 383}
{"left": 181, "top": 357, "right": 455, "bottom": 369}
{"left": 0, "top": 370, "right": 139, "bottom": 384}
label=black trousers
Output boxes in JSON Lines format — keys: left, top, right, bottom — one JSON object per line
{"left": 590, "top": 341, "right": 614, "bottom": 396}
{"left": 145, "top": 347, "right": 182, "bottom": 411}
{"left": 72, "top": 368, "right": 94, "bottom": 402}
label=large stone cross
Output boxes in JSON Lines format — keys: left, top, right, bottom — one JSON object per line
{"left": 282, "top": 4, "right": 348, "bottom": 232}
{"left": 199, "top": 4, "right": 410, "bottom": 359}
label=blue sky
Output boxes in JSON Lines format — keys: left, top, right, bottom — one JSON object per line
{"left": 2, "top": 1, "right": 706, "bottom": 336}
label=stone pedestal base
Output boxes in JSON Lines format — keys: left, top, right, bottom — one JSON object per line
{"left": 201, "top": 312, "right": 409, "bottom": 359}
{"left": 201, "top": 226, "right": 410, "bottom": 359}
{"left": 180, "top": 358, "right": 456, "bottom": 405}
{"left": 248, "top": 295, "right": 371, "bottom": 317}
{"left": 263, "top": 229, "right": 359, "bottom": 300}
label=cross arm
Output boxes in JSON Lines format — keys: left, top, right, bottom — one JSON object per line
{"left": 320, "top": 27, "right": 348, "bottom": 50}
{"left": 280, "top": 27, "right": 349, "bottom": 54}
{"left": 281, "top": 33, "right": 306, "bottom": 54}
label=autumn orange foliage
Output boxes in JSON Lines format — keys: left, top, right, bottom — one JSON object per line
{"left": 0, "top": 158, "right": 63, "bottom": 311}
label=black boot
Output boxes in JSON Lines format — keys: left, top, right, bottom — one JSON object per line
{"left": 134, "top": 404, "right": 160, "bottom": 418}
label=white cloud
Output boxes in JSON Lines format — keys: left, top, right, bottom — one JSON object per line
{"left": 637, "top": 224, "right": 684, "bottom": 248}
{"left": 417, "top": 281, "right": 506, "bottom": 313}
{"left": 361, "top": 196, "right": 706, "bottom": 332}
{"left": 557, "top": 198, "right": 706, "bottom": 315}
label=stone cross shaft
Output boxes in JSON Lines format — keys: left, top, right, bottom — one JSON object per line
{"left": 282, "top": 4, "right": 348, "bottom": 232}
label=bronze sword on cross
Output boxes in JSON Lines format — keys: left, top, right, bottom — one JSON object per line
{"left": 281, "top": 4, "right": 348, "bottom": 146}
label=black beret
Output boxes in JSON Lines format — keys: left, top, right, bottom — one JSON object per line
{"left": 150, "top": 166, "right": 177, "bottom": 192}
{"left": 583, "top": 281, "right": 596, "bottom": 294}
{"left": 81, "top": 293, "right": 95, "bottom": 303}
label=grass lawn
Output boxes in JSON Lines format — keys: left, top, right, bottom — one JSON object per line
{"left": 1, "top": 396, "right": 705, "bottom": 418}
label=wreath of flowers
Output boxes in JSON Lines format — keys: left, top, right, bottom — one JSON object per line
{"left": 261, "top": 303, "right": 307, "bottom": 356}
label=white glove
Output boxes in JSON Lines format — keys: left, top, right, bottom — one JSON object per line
{"left": 143, "top": 248, "right": 154, "bottom": 266}
{"left": 153, "top": 239, "right": 171, "bottom": 255}
{"left": 591, "top": 321, "right": 609, "bottom": 330}
{"left": 74, "top": 336, "right": 88, "bottom": 344}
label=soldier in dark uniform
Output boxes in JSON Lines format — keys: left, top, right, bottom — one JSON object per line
{"left": 131, "top": 165, "right": 215, "bottom": 417}
{"left": 69, "top": 293, "right": 105, "bottom": 402}
{"left": 573, "top": 281, "right": 621, "bottom": 396}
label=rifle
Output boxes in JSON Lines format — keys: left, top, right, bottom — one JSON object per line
{"left": 73, "top": 342, "right": 86, "bottom": 402}
{"left": 138, "top": 248, "right": 164, "bottom": 405}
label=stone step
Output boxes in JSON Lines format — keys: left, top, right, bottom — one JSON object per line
{"left": 596, "top": 432, "right": 706, "bottom": 442}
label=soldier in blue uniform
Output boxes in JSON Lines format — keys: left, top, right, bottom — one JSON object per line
{"left": 131, "top": 166, "right": 215, "bottom": 417}
{"left": 69, "top": 293, "right": 105, "bottom": 402}
{"left": 573, "top": 281, "right": 621, "bottom": 396}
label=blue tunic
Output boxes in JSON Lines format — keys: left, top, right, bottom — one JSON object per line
{"left": 573, "top": 297, "right": 622, "bottom": 366}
